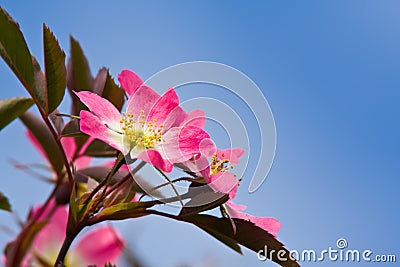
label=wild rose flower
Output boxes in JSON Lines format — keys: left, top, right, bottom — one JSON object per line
{"left": 19, "top": 200, "right": 124, "bottom": 266}
{"left": 75, "top": 70, "right": 212, "bottom": 172}
{"left": 193, "top": 148, "right": 281, "bottom": 237}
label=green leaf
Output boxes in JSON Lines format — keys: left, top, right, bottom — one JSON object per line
{"left": 49, "top": 110, "right": 64, "bottom": 135}
{"left": 0, "top": 192, "right": 11, "bottom": 212}
{"left": 31, "top": 57, "right": 47, "bottom": 111}
{"left": 0, "top": 7, "right": 34, "bottom": 91}
{"left": 0, "top": 97, "right": 33, "bottom": 131}
{"left": 93, "top": 202, "right": 154, "bottom": 222}
{"left": 179, "top": 191, "right": 229, "bottom": 217}
{"left": 43, "top": 24, "right": 66, "bottom": 114}
{"left": 61, "top": 118, "right": 82, "bottom": 137}
{"left": 20, "top": 112, "right": 64, "bottom": 174}
{"left": 76, "top": 166, "right": 129, "bottom": 186}
{"left": 69, "top": 183, "right": 79, "bottom": 223}
{"left": 93, "top": 68, "right": 125, "bottom": 111}
{"left": 67, "top": 36, "right": 93, "bottom": 115}
{"left": 180, "top": 215, "right": 300, "bottom": 267}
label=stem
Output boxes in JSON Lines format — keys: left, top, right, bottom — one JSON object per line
{"left": 149, "top": 177, "right": 202, "bottom": 193}
{"left": 84, "top": 153, "right": 125, "bottom": 206}
{"left": 55, "top": 113, "right": 80, "bottom": 119}
{"left": 106, "top": 161, "right": 146, "bottom": 197}
{"left": 43, "top": 115, "right": 74, "bottom": 185}
{"left": 53, "top": 226, "right": 82, "bottom": 267}
{"left": 155, "top": 167, "right": 184, "bottom": 207}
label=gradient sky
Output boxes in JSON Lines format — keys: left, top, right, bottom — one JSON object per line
{"left": 0, "top": 1, "right": 399, "bottom": 266}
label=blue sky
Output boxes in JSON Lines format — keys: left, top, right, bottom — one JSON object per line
{"left": 0, "top": 1, "right": 399, "bottom": 266}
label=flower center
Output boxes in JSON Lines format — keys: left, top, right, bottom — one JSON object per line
{"left": 210, "top": 153, "right": 242, "bottom": 184}
{"left": 120, "top": 110, "right": 164, "bottom": 150}
{"left": 210, "top": 153, "right": 233, "bottom": 175}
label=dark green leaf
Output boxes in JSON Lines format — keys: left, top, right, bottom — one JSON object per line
{"left": 0, "top": 97, "right": 33, "bottom": 131}
{"left": 180, "top": 215, "right": 300, "bottom": 267}
{"left": 31, "top": 57, "right": 47, "bottom": 111}
{"left": 69, "top": 183, "right": 79, "bottom": 223}
{"left": 93, "top": 68, "right": 125, "bottom": 111}
{"left": 179, "top": 191, "right": 229, "bottom": 217}
{"left": 43, "top": 24, "right": 66, "bottom": 114}
{"left": 0, "top": 7, "right": 34, "bottom": 91}
{"left": 76, "top": 166, "right": 129, "bottom": 185}
{"left": 61, "top": 118, "right": 82, "bottom": 137}
{"left": 67, "top": 36, "right": 93, "bottom": 115}
{"left": 49, "top": 110, "right": 64, "bottom": 135}
{"left": 0, "top": 192, "right": 11, "bottom": 212}
{"left": 20, "top": 112, "right": 64, "bottom": 174}
{"left": 83, "top": 139, "right": 117, "bottom": 157}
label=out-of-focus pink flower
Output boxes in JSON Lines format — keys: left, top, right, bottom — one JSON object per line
{"left": 27, "top": 131, "right": 92, "bottom": 171}
{"left": 21, "top": 200, "right": 124, "bottom": 266}
{"left": 75, "top": 69, "right": 213, "bottom": 172}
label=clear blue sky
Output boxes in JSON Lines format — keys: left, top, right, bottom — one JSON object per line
{"left": 0, "top": 1, "right": 399, "bottom": 266}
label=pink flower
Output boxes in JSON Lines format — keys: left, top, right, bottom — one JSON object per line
{"left": 193, "top": 148, "right": 281, "bottom": 237}
{"left": 75, "top": 70, "right": 213, "bottom": 172}
{"left": 22, "top": 200, "right": 124, "bottom": 266}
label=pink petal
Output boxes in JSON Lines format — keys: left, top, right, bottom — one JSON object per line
{"left": 75, "top": 226, "right": 124, "bottom": 266}
{"left": 138, "top": 149, "right": 173, "bottom": 172}
{"left": 217, "top": 148, "right": 245, "bottom": 164}
{"left": 79, "top": 111, "right": 124, "bottom": 152}
{"left": 60, "top": 137, "right": 76, "bottom": 163}
{"left": 148, "top": 88, "right": 179, "bottom": 125}
{"left": 74, "top": 156, "right": 92, "bottom": 170}
{"left": 33, "top": 205, "right": 68, "bottom": 251}
{"left": 26, "top": 130, "right": 48, "bottom": 163}
{"left": 226, "top": 202, "right": 281, "bottom": 237}
{"left": 125, "top": 85, "right": 160, "bottom": 119}
{"left": 161, "top": 125, "right": 212, "bottom": 163}
{"left": 118, "top": 69, "right": 144, "bottom": 95}
{"left": 207, "top": 172, "right": 238, "bottom": 198}
{"left": 74, "top": 91, "right": 121, "bottom": 130}
{"left": 31, "top": 199, "right": 56, "bottom": 222}
{"left": 183, "top": 110, "right": 206, "bottom": 128}
{"left": 162, "top": 105, "right": 186, "bottom": 130}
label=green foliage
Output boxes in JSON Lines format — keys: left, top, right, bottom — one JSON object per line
{"left": 93, "top": 68, "right": 125, "bottom": 111}
{"left": 181, "top": 214, "right": 300, "bottom": 267}
{"left": 67, "top": 36, "right": 94, "bottom": 115}
{"left": 0, "top": 192, "right": 11, "bottom": 212}
{"left": 0, "top": 97, "right": 33, "bottom": 130}
{"left": 43, "top": 24, "right": 67, "bottom": 114}
{"left": 0, "top": 7, "right": 34, "bottom": 92}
